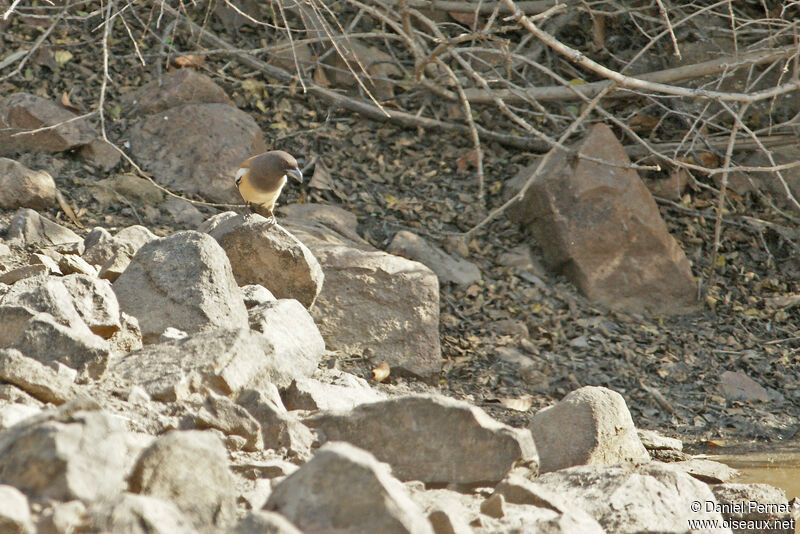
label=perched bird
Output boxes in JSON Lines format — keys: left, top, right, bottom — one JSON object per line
{"left": 235, "top": 150, "right": 303, "bottom": 222}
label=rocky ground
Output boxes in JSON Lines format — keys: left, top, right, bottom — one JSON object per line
{"left": 1, "top": 2, "right": 800, "bottom": 532}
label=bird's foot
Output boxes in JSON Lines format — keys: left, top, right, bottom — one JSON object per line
{"left": 265, "top": 213, "right": 277, "bottom": 226}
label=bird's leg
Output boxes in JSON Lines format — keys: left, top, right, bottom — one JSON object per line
{"left": 240, "top": 202, "right": 254, "bottom": 220}
{"left": 264, "top": 208, "right": 277, "bottom": 226}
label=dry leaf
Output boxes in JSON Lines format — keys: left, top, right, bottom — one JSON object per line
{"left": 55, "top": 189, "right": 83, "bottom": 228}
{"left": 309, "top": 158, "right": 334, "bottom": 191}
{"left": 313, "top": 66, "right": 331, "bottom": 87}
{"left": 592, "top": 13, "right": 607, "bottom": 50}
{"left": 695, "top": 151, "right": 720, "bottom": 171}
{"left": 172, "top": 54, "right": 205, "bottom": 68}
{"left": 371, "top": 361, "right": 390, "bottom": 382}
{"left": 449, "top": 11, "right": 481, "bottom": 27}
{"left": 54, "top": 50, "right": 73, "bottom": 66}
{"left": 456, "top": 148, "right": 480, "bottom": 171}
{"left": 60, "top": 92, "right": 81, "bottom": 113}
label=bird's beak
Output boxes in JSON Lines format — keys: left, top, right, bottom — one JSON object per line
{"left": 287, "top": 168, "right": 303, "bottom": 182}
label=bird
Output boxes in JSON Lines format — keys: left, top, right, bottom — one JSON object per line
{"left": 235, "top": 150, "right": 303, "bottom": 223}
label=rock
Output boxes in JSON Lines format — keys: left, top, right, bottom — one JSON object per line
{"left": 388, "top": 230, "right": 481, "bottom": 286}
{"left": 5, "top": 208, "right": 81, "bottom": 248}
{"left": 83, "top": 225, "right": 158, "bottom": 268}
{"left": 108, "top": 312, "right": 143, "bottom": 354}
{"left": 202, "top": 213, "right": 324, "bottom": 308}
{"left": 506, "top": 123, "right": 697, "bottom": 315}
{"left": 11, "top": 312, "right": 110, "bottom": 379}
{"left": 57, "top": 254, "right": 98, "bottom": 276}
{"left": 0, "top": 92, "right": 95, "bottom": 155}
{"left": 111, "top": 327, "right": 315, "bottom": 401}
{"left": 91, "top": 174, "right": 164, "bottom": 210}
{"left": 241, "top": 284, "right": 276, "bottom": 308}
{"left": 0, "top": 400, "right": 131, "bottom": 502}
{"left": 637, "top": 428, "right": 683, "bottom": 451}
{"left": 283, "top": 368, "right": 385, "bottom": 411}
{"left": 265, "top": 441, "right": 434, "bottom": 534}
{"left": 0, "top": 264, "right": 49, "bottom": 285}
{"left": 121, "top": 69, "right": 233, "bottom": 117}
{"left": 711, "top": 483, "right": 792, "bottom": 533}
{"left": 0, "top": 349, "right": 77, "bottom": 405}
{"left": 61, "top": 274, "right": 121, "bottom": 338}
{"left": 529, "top": 462, "right": 730, "bottom": 534}
{"left": 29, "top": 252, "right": 61, "bottom": 274}
{"left": 480, "top": 493, "right": 505, "bottom": 518}
{"left": 89, "top": 493, "right": 194, "bottom": 534}
{"left": 307, "top": 241, "right": 442, "bottom": 380}
{"left": 233, "top": 511, "right": 303, "bottom": 534}
{"left": 0, "top": 484, "right": 34, "bottom": 534}
{"left": 0, "top": 403, "right": 41, "bottom": 430}
{"left": 162, "top": 197, "right": 205, "bottom": 227}
{"left": 36, "top": 500, "right": 88, "bottom": 534}
{"left": 0, "top": 305, "right": 37, "bottom": 346}
{"left": 194, "top": 392, "right": 263, "bottom": 452}
{"left": 321, "top": 41, "right": 401, "bottom": 101}
{"left": 280, "top": 202, "right": 367, "bottom": 247}
{"left": 0, "top": 158, "right": 56, "bottom": 210}
{"left": 530, "top": 386, "right": 649, "bottom": 473}
{"left": 306, "top": 395, "right": 537, "bottom": 485}
{"left": 113, "top": 231, "right": 248, "bottom": 343}
{"left": 78, "top": 137, "right": 121, "bottom": 171}
{"left": 719, "top": 370, "right": 771, "bottom": 402}
{"left": 127, "top": 104, "right": 266, "bottom": 203}
{"left": 237, "top": 389, "right": 315, "bottom": 460}
{"left": 668, "top": 458, "right": 739, "bottom": 484}
{"left": 1, "top": 275, "right": 89, "bottom": 332}
{"left": 129, "top": 430, "right": 237, "bottom": 532}
{"left": 248, "top": 299, "right": 325, "bottom": 376}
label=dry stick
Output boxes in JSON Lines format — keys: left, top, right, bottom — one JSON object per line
{"left": 384, "top": 0, "right": 567, "bottom": 15}
{"left": 499, "top": 0, "right": 800, "bottom": 103}
{"left": 708, "top": 103, "right": 749, "bottom": 290}
{"left": 654, "top": 0, "right": 680, "bottom": 58}
{"left": 464, "top": 44, "right": 800, "bottom": 104}
{"left": 623, "top": 133, "right": 798, "bottom": 158}
{"left": 161, "top": 4, "right": 547, "bottom": 150}
{"left": 463, "top": 84, "right": 616, "bottom": 239}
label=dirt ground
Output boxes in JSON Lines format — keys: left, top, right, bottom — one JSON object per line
{"left": 3, "top": 2, "right": 800, "bottom": 451}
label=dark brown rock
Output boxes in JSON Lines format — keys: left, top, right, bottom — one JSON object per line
{"left": 120, "top": 69, "right": 233, "bottom": 117}
{"left": 0, "top": 93, "right": 95, "bottom": 155}
{"left": 507, "top": 124, "right": 697, "bottom": 315}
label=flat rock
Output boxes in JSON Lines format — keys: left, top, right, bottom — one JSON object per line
{"left": 637, "top": 428, "right": 683, "bottom": 452}
{"left": 507, "top": 123, "right": 697, "bottom": 315}
{"left": 388, "top": 230, "right": 481, "bottom": 287}
{"left": 0, "top": 264, "right": 48, "bottom": 285}
{"left": 265, "top": 441, "right": 434, "bottom": 534}
{"left": 306, "top": 395, "right": 537, "bottom": 485}
{"left": 0, "top": 400, "right": 132, "bottom": 503}
{"left": 129, "top": 430, "right": 237, "bottom": 532}
{"left": 5, "top": 208, "right": 81, "bottom": 248}
{"left": 280, "top": 202, "right": 368, "bottom": 247}
{"left": 283, "top": 368, "right": 385, "bottom": 411}
{"left": 668, "top": 458, "right": 739, "bottom": 484}
{"left": 127, "top": 103, "right": 266, "bottom": 203}
{"left": 719, "top": 370, "right": 771, "bottom": 402}
{"left": 121, "top": 69, "right": 233, "bottom": 117}
{"left": 0, "top": 92, "right": 95, "bottom": 155}
{"left": 89, "top": 493, "right": 195, "bottom": 534}
{"left": 61, "top": 274, "right": 121, "bottom": 338}
{"left": 113, "top": 231, "right": 248, "bottom": 343}
{"left": 0, "top": 158, "right": 56, "bottom": 210}
{"left": 0, "top": 348, "right": 77, "bottom": 405}
{"left": 0, "top": 484, "right": 34, "bottom": 534}
{"left": 202, "top": 212, "right": 324, "bottom": 308}
{"left": 233, "top": 511, "right": 303, "bottom": 534}
{"left": 111, "top": 327, "right": 315, "bottom": 401}
{"left": 530, "top": 386, "right": 650, "bottom": 473}
{"left": 530, "top": 462, "right": 731, "bottom": 534}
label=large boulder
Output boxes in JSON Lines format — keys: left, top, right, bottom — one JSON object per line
{"left": 530, "top": 386, "right": 650, "bottom": 473}
{"left": 4, "top": 209, "right": 81, "bottom": 248}
{"left": 127, "top": 103, "right": 266, "bottom": 203}
{"left": 120, "top": 69, "right": 233, "bottom": 117}
{"left": 202, "top": 213, "right": 324, "bottom": 308}
{"left": 507, "top": 123, "right": 697, "bottom": 315}
{"left": 113, "top": 231, "right": 248, "bottom": 343}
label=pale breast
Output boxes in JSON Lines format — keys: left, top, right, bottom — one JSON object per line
{"left": 238, "top": 175, "right": 287, "bottom": 209}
